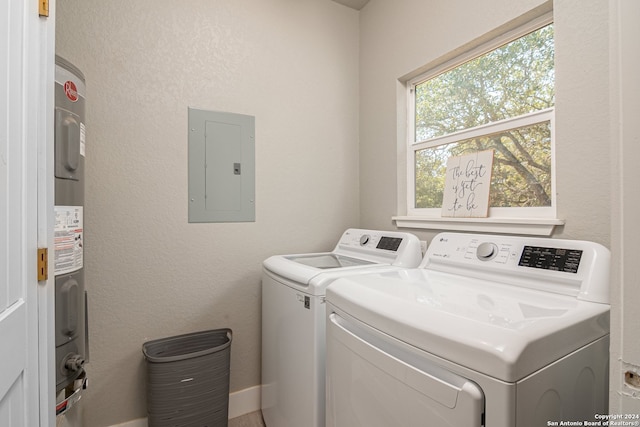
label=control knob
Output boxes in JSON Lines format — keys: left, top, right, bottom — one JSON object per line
{"left": 476, "top": 242, "right": 498, "bottom": 261}
{"left": 360, "top": 235, "right": 371, "bottom": 246}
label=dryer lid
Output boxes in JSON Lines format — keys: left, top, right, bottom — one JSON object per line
{"left": 326, "top": 268, "right": 610, "bottom": 382}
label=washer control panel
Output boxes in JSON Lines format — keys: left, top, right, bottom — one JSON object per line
{"left": 357, "top": 234, "right": 403, "bottom": 251}
{"left": 341, "top": 230, "right": 407, "bottom": 253}
{"left": 334, "top": 229, "right": 423, "bottom": 267}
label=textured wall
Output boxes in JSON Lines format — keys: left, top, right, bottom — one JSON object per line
{"left": 358, "top": 0, "right": 611, "bottom": 248}
{"left": 55, "top": 1, "right": 359, "bottom": 425}
{"left": 553, "top": 0, "right": 610, "bottom": 244}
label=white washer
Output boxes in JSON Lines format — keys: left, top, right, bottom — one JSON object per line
{"left": 326, "top": 232, "right": 610, "bottom": 427}
{"left": 261, "top": 228, "right": 423, "bottom": 427}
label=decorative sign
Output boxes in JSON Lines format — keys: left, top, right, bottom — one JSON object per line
{"left": 441, "top": 150, "right": 494, "bottom": 218}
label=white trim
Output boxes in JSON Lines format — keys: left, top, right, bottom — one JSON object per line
{"left": 106, "top": 386, "right": 262, "bottom": 427}
{"left": 107, "top": 418, "right": 147, "bottom": 427}
{"left": 39, "top": 4, "right": 58, "bottom": 427}
{"left": 412, "top": 108, "right": 554, "bottom": 150}
{"left": 393, "top": 216, "right": 564, "bottom": 236}
{"left": 228, "top": 385, "right": 261, "bottom": 419}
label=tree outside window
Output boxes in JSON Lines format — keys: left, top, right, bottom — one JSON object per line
{"left": 412, "top": 24, "right": 554, "bottom": 211}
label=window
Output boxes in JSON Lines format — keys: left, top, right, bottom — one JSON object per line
{"left": 404, "top": 19, "right": 556, "bottom": 226}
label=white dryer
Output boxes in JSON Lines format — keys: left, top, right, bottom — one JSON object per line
{"left": 261, "top": 228, "right": 423, "bottom": 427}
{"left": 325, "top": 232, "right": 610, "bottom": 427}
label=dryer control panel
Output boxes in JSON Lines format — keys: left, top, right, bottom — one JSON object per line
{"left": 518, "top": 245, "right": 583, "bottom": 273}
{"left": 422, "top": 232, "right": 610, "bottom": 304}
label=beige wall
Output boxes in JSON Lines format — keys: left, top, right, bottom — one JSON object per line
{"left": 55, "top": 1, "right": 359, "bottom": 425}
{"left": 359, "top": 0, "right": 611, "bottom": 246}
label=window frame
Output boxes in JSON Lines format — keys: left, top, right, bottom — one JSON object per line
{"left": 395, "top": 12, "right": 563, "bottom": 235}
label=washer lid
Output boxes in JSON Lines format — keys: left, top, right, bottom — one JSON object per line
{"left": 263, "top": 252, "right": 377, "bottom": 287}
{"left": 262, "top": 228, "right": 423, "bottom": 291}
{"left": 286, "top": 253, "right": 375, "bottom": 269}
{"left": 326, "top": 269, "right": 610, "bottom": 382}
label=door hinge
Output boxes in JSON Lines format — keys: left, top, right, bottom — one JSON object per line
{"left": 38, "top": 248, "right": 48, "bottom": 281}
{"left": 39, "top": 0, "right": 49, "bottom": 17}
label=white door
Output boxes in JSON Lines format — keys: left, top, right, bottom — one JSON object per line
{"left": 1, "top": 0, "right": 55, "bottom": 426}
{"left": 326, "top": 312, "right": 485, "bottom": 427}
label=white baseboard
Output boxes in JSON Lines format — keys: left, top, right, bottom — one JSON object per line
{"left": 109, "top": 419, "right": 147, "bottom": 427}
{"left": 109, "top": 385, "right": 261, "bottom": 427}
{"left": 228, "top": 385, "right": 261, "bottom": 419}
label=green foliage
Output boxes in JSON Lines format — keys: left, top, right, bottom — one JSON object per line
{"left": 414, "top": 25, "right": 554, "bottom": 209}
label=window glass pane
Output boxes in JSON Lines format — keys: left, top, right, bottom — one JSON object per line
{"left": 415, "top": 121, "right": 552, "bottom": 209}
{"left": 414, "top": 25, "right": 554, "bottom": 142}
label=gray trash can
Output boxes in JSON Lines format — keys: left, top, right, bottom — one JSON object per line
{"left": 143, "top": 328, "right": 232, "bottom": 427}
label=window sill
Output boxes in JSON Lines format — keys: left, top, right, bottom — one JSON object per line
{"left": 392, "top": 216, "right": 565, "bottom": 236}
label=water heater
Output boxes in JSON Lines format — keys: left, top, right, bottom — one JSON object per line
{"left": 54, "top": 56, "right": 88, "bottom": 416}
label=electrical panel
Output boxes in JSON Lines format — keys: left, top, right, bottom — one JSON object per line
{"left": 188, "top": 108, "right": 255, "bottom": 223}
